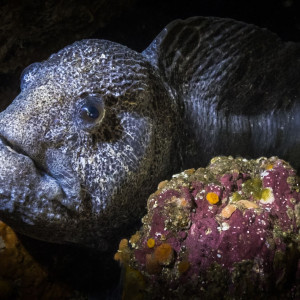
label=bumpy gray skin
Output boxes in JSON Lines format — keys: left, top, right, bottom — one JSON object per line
{"left": 0, "top": 40, "right": 178, "bottom": 250}
{"left": 0, "top": 17, "right": 299, "bottom": 250}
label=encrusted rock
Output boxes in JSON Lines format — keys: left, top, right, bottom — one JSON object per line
{"left": 115, "top": 156, "right": 300, "bottom": 299}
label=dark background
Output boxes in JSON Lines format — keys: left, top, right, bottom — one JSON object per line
{"left": 0, "top": 0, "right": 299, "bottom": 297}
{"left": 0, "top": 0, "right": 299, "bottom": 112}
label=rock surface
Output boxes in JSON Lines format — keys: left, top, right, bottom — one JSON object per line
{"left": 1, "top": 156, "right": 300, "bottom": 299}
{"left": 0, "top": 221, "right": 82, "bottom": 300}
{"left": 115, "top": 156, "right": 300, "bottom": 299}
{"left": 0, "top": 219, "right": 123, "bottom": 299}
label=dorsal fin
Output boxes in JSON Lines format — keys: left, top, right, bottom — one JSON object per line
{"left": 142, "top": 16, "right": 291, "bottom": 113}
{"left": 143, "top": 17, "right": 300, "bottom": 170}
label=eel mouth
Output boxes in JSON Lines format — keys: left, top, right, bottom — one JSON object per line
{"left": 0, "top": 134, "right": 50, "bottom": 176}
{"left": 0, "top": 133, "right": 64, "bottom": 203}
{"left": 0, "top": 134, "right": 32, "bottom": 159}
{"left": 0, "top": 133, "right": 72, "bottom": 241}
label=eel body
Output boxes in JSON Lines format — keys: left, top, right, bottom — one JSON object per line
{"left": 0, "top": 17, "right": 299, "bottom": 250}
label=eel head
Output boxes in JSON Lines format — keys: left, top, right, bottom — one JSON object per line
{"left": 0, "top": 39, "right": 177, "bottom": 250}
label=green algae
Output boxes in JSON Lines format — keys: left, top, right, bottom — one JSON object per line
{"left": 287, "top": 176, "right": 300, "bottom": 192}
{"left": 241, "top": 177, "right": 273, "bottom": 202}
{"left": 242, "top": 177, "right": 263, "bottom": 200}
{"left": 295, "top": 203, "right": 300, "bottom": 227}
{"left": 231, "top": 191, "right": 242, "bottom": 202}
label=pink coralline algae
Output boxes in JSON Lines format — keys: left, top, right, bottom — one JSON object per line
{"left": 115, "top": 157, "right": 300, "bottom": 299}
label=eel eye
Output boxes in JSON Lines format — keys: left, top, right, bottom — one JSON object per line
{"left": 80, "top": 104, "right": 100, "bottom": 120}
{"left": 77, "top": 94, "right": 105, "bottom": 130}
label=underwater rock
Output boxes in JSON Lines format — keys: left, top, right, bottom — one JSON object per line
{"left": 115, "top": 156, "right": 300, "bottom": 299}
{"left": 0, "top": 221, "right": 83, "bottom": 300}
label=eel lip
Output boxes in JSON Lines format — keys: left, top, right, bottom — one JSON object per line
{"left": 0, "top": 134, "right": 29, "bottom": 157}
{"left": 0, "top": 134, "right": 50, "bottom": 177}
{"left": 0, "top": 133, "right": 80, "bottom": 209}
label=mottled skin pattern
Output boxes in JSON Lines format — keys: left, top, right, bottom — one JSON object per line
{"left": 0, "top": 40, "right": 178, "bottom": 250}
{"left": 144, "top": 17, "right": 300, "bottom": 169}
{"left": 0, "top": 17, "right": 299, "bottom": 251}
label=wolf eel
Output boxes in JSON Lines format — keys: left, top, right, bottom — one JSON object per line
{"left": 0, "top": 17, "right": 299, "bottom": 252}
